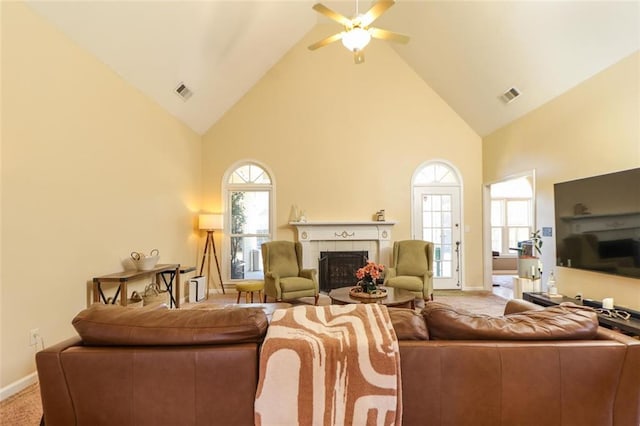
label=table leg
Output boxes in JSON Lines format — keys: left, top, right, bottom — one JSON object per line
{"left": 120, "top": 282, "right": 127, "bottom": 306}
{"left": 93, "top": 280, "right": 99, "bottom": 304}
{"left": 160, "top": 272, "right": 179, "bottom": 308}
{"left": 95, "top": 281, "right": 109, "bottom": 304}
{"left": 175, "top": 266, "right": 181, "bottom": 308}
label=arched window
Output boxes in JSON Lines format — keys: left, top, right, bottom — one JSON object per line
{"left": 223, "top": 162, "right": 274, "bottom": 281}
{"left": 413, "top": 163, "right": 459, "bottom": 185}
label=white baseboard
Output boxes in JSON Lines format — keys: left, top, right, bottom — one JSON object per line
{"left": 462, "top": 285, "right": 486, "bottom": 291}
{"left": 0, "top": 372, "right": 38, "bottom": 402}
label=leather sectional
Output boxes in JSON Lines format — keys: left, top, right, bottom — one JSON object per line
{"left": 37, "top": 300, "right": 640, "bottom": 425}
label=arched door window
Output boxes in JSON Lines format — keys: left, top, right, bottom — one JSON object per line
{"left": 223, "top": 162, "right": 274, "bottom": 281}
{"left": 414, "top": 163, "right": 459, "bottom": 185}
{"left": 412, "top": 161, "right": 463, "bottom": 289}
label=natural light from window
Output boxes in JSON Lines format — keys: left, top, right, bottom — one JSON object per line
{"left": 414, "top": 163, "right": 459, "bottom": 185}
{"left": 491, "top": 177, "right": 533, "bottom": 255}
{"left": 225, "top": 163, "right": 272, "bottom": 281}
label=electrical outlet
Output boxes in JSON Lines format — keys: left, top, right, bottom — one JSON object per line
{"left": 29, "top": 328, "right": 40, "bottom": 346}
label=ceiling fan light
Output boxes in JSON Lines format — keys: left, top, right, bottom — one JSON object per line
{"left": 341, "top": 27, "right": 371, "bottom": 51}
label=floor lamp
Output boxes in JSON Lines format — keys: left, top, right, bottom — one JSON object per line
{"left": 198, "top": 214, "right": 225, "bottom": 296}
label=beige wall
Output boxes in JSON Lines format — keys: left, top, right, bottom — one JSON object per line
{"left": 5, "top": 1, "right": 634, "bottom": 396}
{"left": 1, "top": 3, "right": 202, "bottom": 389}
{"left": 484, "top": 52, "right": 640, "bottom": 310}
{"left": 202, "top": 24, "right": 483, "bottom": 288}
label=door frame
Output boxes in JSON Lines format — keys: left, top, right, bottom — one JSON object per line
{"left": 411, "top": 160, "right": 465, "bottom": 289}
{"left": 482, "top": 169, "right": 537, "bottom": 290}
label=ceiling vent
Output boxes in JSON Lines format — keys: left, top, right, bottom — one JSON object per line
{"left": 500, "top": 87, "right": 521, "bottom": 104}
{"left": 175, "top": 82, "right": 193, "bottom": 101}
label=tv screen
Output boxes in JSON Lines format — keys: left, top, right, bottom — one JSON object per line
{"left": 554, "top": 168, "right": 640, "bottom": 279}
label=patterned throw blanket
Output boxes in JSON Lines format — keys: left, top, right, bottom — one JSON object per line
{"left": 255, "top": 304, "right": 402, "bottom": 426}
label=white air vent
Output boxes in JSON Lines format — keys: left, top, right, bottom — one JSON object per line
{"left": 500, "top": 87, "right": 521, "bottom": 104}
{"left": 175, "top": 82, "right": 193, "bottom": 101}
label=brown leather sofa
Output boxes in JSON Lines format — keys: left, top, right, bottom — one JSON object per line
{"left": 37, "top": 300, "right": 640, "bottom": 425}
{"left": 37, "top": 305, "right": 268, "bottom": 425}
{"left": 401, "top": 300, "right": 640, "bottom": 426}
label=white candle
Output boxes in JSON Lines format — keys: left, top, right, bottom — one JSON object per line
{"left": 531, "top": 265, "right": 535, "bottom": 277}
{"left": 602, "top": 298, "right": 614, "bottom": 310}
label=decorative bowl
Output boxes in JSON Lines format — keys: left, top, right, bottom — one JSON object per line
{"left": 130, "top": 249, "right": 160, "bottom": 271}
{"left": 134, "top": 255, "right": 159, "bottom": 271}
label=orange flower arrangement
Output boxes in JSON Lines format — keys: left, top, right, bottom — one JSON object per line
{"left": 356, "top": 261, "right": 384, "bottom": 283}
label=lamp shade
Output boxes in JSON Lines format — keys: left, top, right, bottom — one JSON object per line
{"left": 199, "top": 214, "right": 223, "bottom": 230}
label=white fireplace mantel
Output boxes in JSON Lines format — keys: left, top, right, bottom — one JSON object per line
{"left": 289, "top": 221, "right": 396, "bottom": 269}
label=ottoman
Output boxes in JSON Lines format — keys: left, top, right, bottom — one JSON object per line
{"left": 235, "top": 280, "right": 264, "bottom": 303}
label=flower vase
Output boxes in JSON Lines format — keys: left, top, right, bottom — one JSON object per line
{"left": 359, "top": 278, "right": 377, "bottom": 294}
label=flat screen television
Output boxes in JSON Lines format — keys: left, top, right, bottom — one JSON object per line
{"left": 554, "top": 168, "right": 640, "bottom": 279}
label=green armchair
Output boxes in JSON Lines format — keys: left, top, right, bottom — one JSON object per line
{"left": 383, "top": 240, "right": 434, "bottom": 301}
{"left": 261, "top": 241, "right": 319, "bottom": 305}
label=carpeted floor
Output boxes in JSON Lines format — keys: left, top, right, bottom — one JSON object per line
{"left": 1, "top": 289, "right": 506, "bottom": 425}
{"left": 185, "top": 289, "right": 508, "bottom": 315}
{"left": 433, "top": 290, "right": 507, "bottom": 316}
{"left": 0, "top": 382, "right": 42, "bottom": 426}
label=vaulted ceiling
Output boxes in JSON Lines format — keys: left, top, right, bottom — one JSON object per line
{"left": 25, "top": 1, "right": 640, "bottom": 136}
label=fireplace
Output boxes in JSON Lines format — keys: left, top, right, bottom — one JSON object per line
{"left": 289, "top": 221, "right": 396, "bottom": 273}
{"left": 319, "top": 251, "right": 368, "bottom": 292}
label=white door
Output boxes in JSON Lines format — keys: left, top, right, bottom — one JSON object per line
{"left": 413, "top": 186, "right": 462, "bottom": 289}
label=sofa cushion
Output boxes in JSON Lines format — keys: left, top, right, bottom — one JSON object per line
{"left": 73, "top": 304, "right": 268, "bottom": 346}
{"left": 385, "top": 275, "right": 424, "bottom": 291}
{"left": 422, "top": 301, "right": 598, "bottom": 340}
{"left": 388, "top": 308, "right": 429, "bottom": 340}
{"left": 279, "top": 276, "right": 314, "bottom": 292}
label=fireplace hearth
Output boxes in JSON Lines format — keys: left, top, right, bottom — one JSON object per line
{"left": 319, "top": 251, "right": 368, "bottom": 292}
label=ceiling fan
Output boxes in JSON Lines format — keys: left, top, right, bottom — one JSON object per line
{"left": 308, "top": 0, "right": 410, "bottom": 64}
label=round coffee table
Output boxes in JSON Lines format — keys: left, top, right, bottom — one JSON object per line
{"left": 329, "top": 286, "right": 415, "bottom": 309}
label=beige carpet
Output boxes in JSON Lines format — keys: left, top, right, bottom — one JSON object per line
{"left": 186, "top": 289, "right": 508, "bottom": 317}
{"left": 432, "top": 290, "right": 507, "bottom": 316}
{"left": 0, "top": 382, "right": 42, "bottom": 426}
{"left": 1, "top": 289, "right": 506, "bottom": 425}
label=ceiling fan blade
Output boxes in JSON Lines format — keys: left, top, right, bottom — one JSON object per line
{"left": 312, "top": 3, "right": 352, "bottom": 27}
{"left": 360, "top": 0, "right": 395, "bottom": 27}
{"left": 369, "top": 27, "right": 410, "bottom": 44}
{"left": 308, "top": 32, "right": 344, "bottom": 51}
{"left": 354, "top": 50, "right": 365, "bottom": 64}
